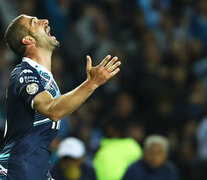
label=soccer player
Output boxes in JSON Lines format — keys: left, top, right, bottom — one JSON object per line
{"left": 0, "top": 14, "right": 121, "bottom": 180}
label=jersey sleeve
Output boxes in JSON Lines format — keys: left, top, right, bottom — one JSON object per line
{"left": 15, "top": 68, "right": 45, "bottom": 108}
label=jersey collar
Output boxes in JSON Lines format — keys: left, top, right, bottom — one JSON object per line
{"left": 22, "top": 57, "right": 53, "bottom": 77}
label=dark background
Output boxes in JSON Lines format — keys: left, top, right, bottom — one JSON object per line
{"left": 1, "top": 0, "right": 207, "bottom": 179}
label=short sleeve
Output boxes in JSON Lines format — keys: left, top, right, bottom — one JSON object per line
{"left": 15, "top": 68, "right": 45, "bottom": 108}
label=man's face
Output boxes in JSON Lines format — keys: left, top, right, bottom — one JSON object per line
{"left": 144, "top": 143, "right": 167, "bottom": 169}
{"left": 60, "top": 157, "right": 83, "bottom": 179}
{"left": 21, "top": 15, "right": 59, "bottom": 50}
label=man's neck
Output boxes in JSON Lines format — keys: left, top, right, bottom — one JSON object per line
{"left": 26, "top": 48, "right": 52, "bottom": 72}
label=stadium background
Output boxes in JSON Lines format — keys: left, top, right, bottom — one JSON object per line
{"left": 1, "top": 0, "right": 207, "bottom": 179}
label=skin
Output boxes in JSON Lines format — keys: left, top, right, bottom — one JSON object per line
{"left": 60, "top": 157, "right": 83, "bottom": 179}
{"left": 17, "top": 15, "right": 121, "bottom": 180}
{"left": 21, "top": 15, "right": 59, "bottom": 71}
{"left": 60, "top": 156, "right": 83, "bottom": 170}
{"left": 19, "top": 14, "right": 121, "bottom": 121}
{"left": 144, "top": 143, "right": 167, "bottom": 169}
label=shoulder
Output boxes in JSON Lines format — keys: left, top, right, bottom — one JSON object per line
{"left": 50, "top": 161, "right": 64, "bottom": 179}
{"left": 8, "top": 62, "right": 43, "bottom": 97}
{"left": 12, "top": 62, "right": 42, "bottom": 84}
{"left": 82, "top": 163, "right": 94, "bottom": 170}
{"left": 19, "top": 62, "right": 39, "bottom": 76}
{"left": 11, "top": 62, "right": 38, "bottom": 79}
{"left": 123, "top": 138, "right": 143, "bottom": 158}
{"left": 164, "top": 161, "right": 179, "bottom": 175}
{"left": 165, "top": 161, "right": 178, "bottom": 170}
{"left": 122, "top": 160, "right": 142, "bottom": 180}
{"left": 81, "top": 163, "right": 96, "bottom": 176}
{"left": 124, "top": 138, "right": 142, "bottom": 152}
{"left": 126, "top": 159, "right": 143, "bottom": 173}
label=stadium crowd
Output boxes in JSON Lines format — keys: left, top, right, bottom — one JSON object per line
{"left": 1, "top": 0, "right": 207, "bottom": 179}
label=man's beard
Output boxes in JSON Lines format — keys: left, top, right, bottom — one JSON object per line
{"left": 49, "top": 38, "right": 60, "bottom": 50}
{"left": 34, "top": 33, "right": 60, "bottom": 51}
{"left": 39, "top": 37, "right": 60, "bottom": 51}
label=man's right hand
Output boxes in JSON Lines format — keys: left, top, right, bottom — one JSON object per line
{"left": 33, "top": 55, "right": 121, "bottom": 122}
{"left": 86, "top": 55, "right": 121, "bottom": 89}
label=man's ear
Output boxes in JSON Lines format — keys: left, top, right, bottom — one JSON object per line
{"left": 22, "top": 36, "right": 36, "bottom": 45}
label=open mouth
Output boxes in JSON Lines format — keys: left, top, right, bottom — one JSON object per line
{"left": 45, "top": 26, "right": 56, "bottom": 40}
{"left": 46, "top": 26, "right": 51, "bottom": 36}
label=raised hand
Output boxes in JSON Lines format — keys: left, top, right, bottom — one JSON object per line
{"left": 86, "top": 55, "right": 121, "bottom": 88}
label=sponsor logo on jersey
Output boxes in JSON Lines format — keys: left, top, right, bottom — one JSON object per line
{"left": 26, "top": 83, "right": 39, "bottom": 95}
{"left": 19, "top": 77, "right": 24, "bottom": 83}
{"left": 24, "top": 76, "right": 39, "bottom": 83}
{"left": 20, "top": 69, "right": 33, "bottom": 75}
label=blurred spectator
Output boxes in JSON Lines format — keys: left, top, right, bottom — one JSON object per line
{"left": 176, "top": 137, "right": 206, "bottom": 180}
{"left": 122, "top": 135, "right": 179, "bottom": 180}
{"left": 196, "top": 116, "right": 207, "bottom": 178}
{"left": 0, "top": 0, "right": 17, "bottom": 31}
{"left": 137, "top": 0, "right": 162, "bottom": 28}
{"left": 2, "top": 0, "right": 207, "bottom": 179}
{"left": 0, "top": 42, "right": 13, "bottom": 138}
{"left": 52, "top": 53, "right": 72, "bottom": 93}
{"left": 51, "top": 137, "right": 96, "bottom": 180}
{"left": 43, "top": 0, "right": 71, "bottom": 42}
{"left": 189, "top": 0, "right": 207, "bottom": 48}
{"left": 17, "top": 0, "right": 37, "bottom": 15}
{"left": 93, "top": 120, "right": 142, "bottom": 180}
{"left": 126, "top": 121, "right": 146, "bottom": 145}
{"left": 197, "top": 116, "right": 207, "bottom": 160}
{"left": 108, "top": 91, "right": 137, "bottom": 127}
{"left": 186, "top": 79, "right": 206, "bottom": 118}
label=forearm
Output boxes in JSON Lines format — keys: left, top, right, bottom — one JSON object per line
{"left": 51, "top": 79, "right": 97, "bottom": 119}
{"left": 34, "top": 55, "right": 120, "bottom": 121}
{"left": 34, "top": 79, "right": 98, "bottom": 121}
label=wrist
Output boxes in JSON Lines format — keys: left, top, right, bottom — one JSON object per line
{"left": 84, "top": 79, "right": 99, "bottom": 91}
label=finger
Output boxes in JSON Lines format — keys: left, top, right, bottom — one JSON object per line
{"left": 86, "top": 55, "right": 92, "bottom": 70}
{"left": 99, "top": 55, "right": 111, "bottom": 67}
{"left": 108, "top": 61, "right": 121, "bottom": 72}
{"left": 110, "top": 68, "right": 120, "bottom": 77}
{"left": 105, "top": 56, "right": 118, "bottom": 69}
